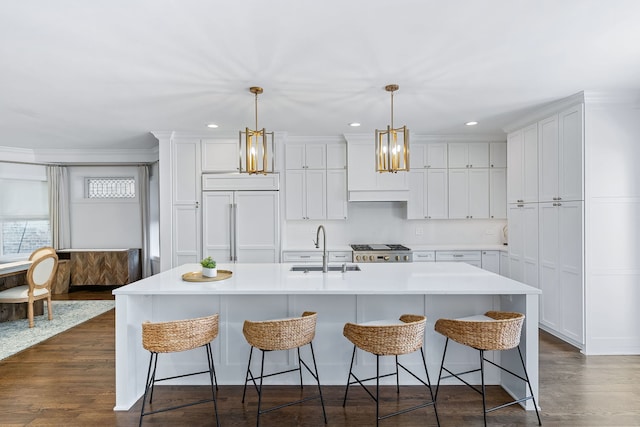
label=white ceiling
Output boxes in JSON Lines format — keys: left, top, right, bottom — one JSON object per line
{"left": 2, "top": 0, "right": 640, "bottom": 151}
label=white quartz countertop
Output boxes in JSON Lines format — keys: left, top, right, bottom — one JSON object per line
{"left": 113, "top": 262, "right": 539, "bottom": 296}
{"left": 282, "top": 244, "right": 508, "bottom": 252}
{"left": 410, "top": 244, "right": 508, "bottom": 252}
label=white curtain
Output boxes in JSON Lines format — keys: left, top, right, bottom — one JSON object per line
{"left": 139, "top": 165, "right": 151, "bottom": 278}
{"left": 46, "top": 165, "right": 70, "bottom": 249}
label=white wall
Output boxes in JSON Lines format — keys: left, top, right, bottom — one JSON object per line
{"left": 68, "top": 165, "right": 142, "bottom": 249}
{"left": 584, "top": 101, "right": 640, "bottom": 354}
{"left": 282, "top": 201, "right": 505, "bottom": 249}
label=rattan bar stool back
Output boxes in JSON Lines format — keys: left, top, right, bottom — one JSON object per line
{"left": 139, "top": 313, "right": 220, "bottom": 427}
{"left": 241, "top": 311, "right": 327, "bottom": 427}
{"left": 342, "top": 314, "right": 440, "bottom": 427}
{"left": 434, "top": 311, "right": 541, "bottom": 426}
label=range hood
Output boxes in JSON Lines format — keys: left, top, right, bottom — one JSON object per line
{"left": 348, "top": 189, "right": 408, "bottom": 202}
{"left": 345, "top": 135, "right": 409, "bottom": 202}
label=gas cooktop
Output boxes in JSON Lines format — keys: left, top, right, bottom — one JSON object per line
{"left": 350, "top": 244, "right": 411, "bottom": 251}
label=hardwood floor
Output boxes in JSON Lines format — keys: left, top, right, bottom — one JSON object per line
{"left": 1, "top": 287, "right": 639, "bottom": 426}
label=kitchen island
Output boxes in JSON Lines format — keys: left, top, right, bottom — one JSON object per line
{"left": 113, "top": 262, "right": 540, "bottom": 411}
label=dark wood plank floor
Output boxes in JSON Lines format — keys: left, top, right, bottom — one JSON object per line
{"left": 0, "top": 287, "right": 639, "bottom": 426}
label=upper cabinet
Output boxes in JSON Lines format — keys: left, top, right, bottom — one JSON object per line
{"left": 201, "top": 139, "right": 239, "bottom": 173}
{"left": 285, "top": 143, "right": 326, "bottom": 169}
{"left": 284, "top": 140, "right": 347, "bottom": 220}
{"left": 326, "top": 143, "right": 347, "bottom": 169}
{"left": 410, "top": 142, "right": 448, "bottom": 169}
{"left": 448, "top": 142, "right": 489, "bottom": 168}
{"left": 507, "top": 124, "right": 538, "bottom": 203}
{"left": 448, "top": 168, "right": 490, "bottom": 219}
{"left": 539, "top": 105, "right": 584, "bottom": 202}
{"left": 489, "top": 142, "right": 507, "bottom": 168}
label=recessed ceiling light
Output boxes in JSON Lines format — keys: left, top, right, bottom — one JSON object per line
{"left": 207, "top": 123, "right": 219, "bottom": 128}
{"left": 465, "top": 121, "right": 478, "bottom": 126}
{"left": 349, "top": 122, "right": 361, "bottom": 127}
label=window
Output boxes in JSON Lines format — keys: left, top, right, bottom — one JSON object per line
{"left": 86, "top": 177, "right": 136, "bottom": 199}
{"left": 0, "top": 164, "right": 51, "bottom": 257}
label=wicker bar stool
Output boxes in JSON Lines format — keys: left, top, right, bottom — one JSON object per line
{"left": 434, "top": 311, "right": 541, "bottom": 426}
{"left": 139, "top": 313, "right": 220, "bottom": 427}
{"left": 342, "top": 314, "right": 440, "bottom": 427}
{"left": 242, "top": 311, "right": 327, "bottom": 427}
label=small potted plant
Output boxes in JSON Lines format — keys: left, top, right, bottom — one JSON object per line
{"left": 200, "top": 256, "right": 217, "bottom": 278}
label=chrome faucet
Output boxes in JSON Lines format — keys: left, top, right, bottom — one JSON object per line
{"left": 313, "top": 225, "right": 328, "bottom": 273}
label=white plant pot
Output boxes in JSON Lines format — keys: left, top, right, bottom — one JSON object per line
{"left": 202, "top": 267, "right": 217, "bottom": 278}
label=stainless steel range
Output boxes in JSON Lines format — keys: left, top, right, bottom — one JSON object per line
{"left": 351, "top": 244, "right": 413, "bottom": 263}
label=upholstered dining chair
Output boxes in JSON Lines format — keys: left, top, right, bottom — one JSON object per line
{"left": 0, "top": 247, "right": 58, "bottom": 328}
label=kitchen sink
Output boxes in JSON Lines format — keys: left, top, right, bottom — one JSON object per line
{"left": 290, "top": 265, "right": 361, "bottom": 273}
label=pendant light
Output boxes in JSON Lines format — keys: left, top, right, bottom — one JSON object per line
{"left": 239, "top": 86, "right": 274, "bottom": 174}
{"left": 375, "top": 84, "right": 410, "bottom": 173}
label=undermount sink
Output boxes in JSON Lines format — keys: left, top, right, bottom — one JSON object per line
{"left": 290, "top": 265, "right": 361, "bottom": 273}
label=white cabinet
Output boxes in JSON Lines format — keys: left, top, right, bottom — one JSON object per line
{"left": 507, "top": 124, "right": 538, "bottom": 203}
{"left": 201, "top": 139, "right": 239, "bottom": 172}
{"left": 489, "top": 142, "right": 507, "bottom": 168}
{"left": 489, "top": 168, "right": 507, "bottom": 219}
{"left": 285, "top": 169, "right": 326, "bottom": 220}
{"left": 481, "top": 250, "right": 500, "bottom": 274}
{"left": 413, "top": 251, "right": 435, "bottom": 262}
{"left": 172, "top": 139, "right": 202, "bottom": 266}
{"left": 539, "top": 201, "right": 583, "bottom": 345}
{"left": 539, "top": 105, "right": 584, "bottom": 202}
{"left": 448, "top": 168, "right": 489, "bottom": 219}
{"left": 285, "top": 142, "right": 347, "bottom": 220}
{"left": 507, "top": 203, "right": 538, "bottom": 288}
{"left": 435, "top": 250, "right": 482, "bottom": 268}
{"left": 407, "top": 169, "right": 448, "bottom": 219}
{"left": 410, "top": 142, "right": 447, "bottom": 169}
{"left": 326, "top": 144, "right": 347, "bottom": 169}
{"left": 282, "top": 251, "right": 323, "bottom": 263}
{"left": 282, "top": 250, "right": 353, "bottom": 264}
{"left": 500, "top": 251, "right": 510, "bottom": 277}
{"left": 326, "top": 169, "right": 347, "bottom": 219}
{"left": 285, "top": 143, "right": 326, "bottom": 169}
{"left": 329, "top": 251, "right": 352, "bottom": 263}
{"left": 202, "top": 190, "right": 279, "bottom": 263}
{"left": 448, "top": 142, "right": 489, "bottom": 168}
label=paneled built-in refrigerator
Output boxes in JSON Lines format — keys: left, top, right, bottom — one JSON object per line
{"left": 202, "top": 175, "right": 280, "bottom": 263}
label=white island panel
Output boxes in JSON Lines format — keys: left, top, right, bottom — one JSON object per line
{"left": 113, "top": 262, "right": 540, "bottom": 412}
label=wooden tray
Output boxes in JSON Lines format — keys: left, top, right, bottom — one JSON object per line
{"left": 181, "top": 270, "right": 233, "bottom": 282}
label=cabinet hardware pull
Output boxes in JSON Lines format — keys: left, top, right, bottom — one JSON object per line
{"left": 517, "top": 199, "right": 524, "bottom": 203}
{"left": 517, "top": 204, "right": 524, "bottom": 207}
{"left": 300, "top": 255, "right": 311, "bottom": 258}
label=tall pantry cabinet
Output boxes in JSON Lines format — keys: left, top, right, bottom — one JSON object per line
{"left": 507, "top": 103, "right": 584, "bottom": 348}
{"left": 506, "top": 91, "right": 640, "bottom": 356}
{"left": 171, "top": 138, "right": 202, "bottom": 267}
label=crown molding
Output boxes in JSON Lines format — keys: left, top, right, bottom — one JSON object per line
{"left": 344, "top": 133, "right": 506, "bottom": 143}
{"left": 503, "top": 92, "right": 586, "bottom": 133}
{"left": 33, "top": 148, "right": 158, "bottom": 164}
{"left": 0, "top": 146, "right": 37, "bottom": 163}
{"left": 285, "top": 135, "right": 346, "bottom": 144}
{"left": 582, "top": 90, "right": 640, "bottom": 106}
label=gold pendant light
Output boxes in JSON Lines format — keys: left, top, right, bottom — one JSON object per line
{"left": 239, "top": 86, "right": 274, "bottom": 174}
{"left": 375, "top": 84, "right": 409, "bottom": 173}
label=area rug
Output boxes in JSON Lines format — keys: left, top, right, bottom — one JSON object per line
{"left": 0, "top": 300, "right": 115, "bottom": 360}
